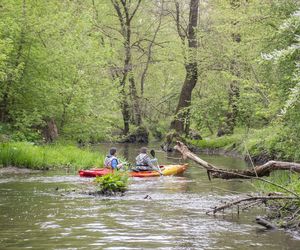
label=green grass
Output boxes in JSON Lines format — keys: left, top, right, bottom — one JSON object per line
{"left": 254, "top": 171, "right": 300, "bottom": 195}
{"left": 0, "top": 142, "right": 105, "bottom": 170}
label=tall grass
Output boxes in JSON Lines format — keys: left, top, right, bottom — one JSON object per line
{"left": 254, "top": 171, "right": 300, "bottom": 195}
{"left": 0, "top": 142, "right": 104, "bottom": 170}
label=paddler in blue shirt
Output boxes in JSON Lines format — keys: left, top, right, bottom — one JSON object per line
{"left": 104, "top": 147, "right": 123, "bottom": 170}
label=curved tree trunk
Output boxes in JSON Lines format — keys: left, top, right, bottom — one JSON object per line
{"left": 170, "top": 0, "right": 199, "bottom": 135}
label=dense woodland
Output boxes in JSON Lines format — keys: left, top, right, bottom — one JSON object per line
{"left": 0, "top": 0, "right": 299, "bottom": 160}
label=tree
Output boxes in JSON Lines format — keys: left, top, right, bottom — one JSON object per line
{"left": 170, "top": 0, "right": 199, "bottom": 135}
{"left": 109, "top": 0, "right": 143, "bottom": 134}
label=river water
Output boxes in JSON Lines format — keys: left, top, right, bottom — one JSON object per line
{"left": 0, "top": 143, "right": 299, "bottom": 249}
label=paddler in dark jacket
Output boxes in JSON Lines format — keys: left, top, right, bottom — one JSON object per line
{"left": 135, "top": 147, "right": 154, "bottom": 171}
{"left": 135, "top": 147, "right": 155, "bottom": 171}
{"left": 104, "top": 147, "right": 123, "bottom": 170}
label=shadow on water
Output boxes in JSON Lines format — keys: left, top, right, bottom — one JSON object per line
{"left": 0, "top": 142, "right": 300, "bottom": 249}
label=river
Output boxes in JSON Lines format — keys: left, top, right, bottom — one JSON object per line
{"left": 0, "top": 143, "right": 299, "bottom": 249}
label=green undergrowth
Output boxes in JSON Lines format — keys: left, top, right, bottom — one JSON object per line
{"left": 190, "top": 134, "right": 242, "bottom": 150}
{"left": 0, "top": 142, "right": 104, "bottom": 170}
{"left": 253, "top": 171, "right": 300, "bottom": 231}
{"left": 190, "top": 125, "right": 300, "bottom": 162}
{"left": 253, "top": 171, "right": 300, "bottom": 198}
{"left": 94, "top": 172, "right": 129, "bottom": 195}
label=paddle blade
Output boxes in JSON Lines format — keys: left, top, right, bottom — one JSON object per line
{"left": 150, "top": 149, "right": 155, "bottom": 158}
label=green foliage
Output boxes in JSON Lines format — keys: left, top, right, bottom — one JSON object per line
{"left": 191, "top": 134, "right": 242, "bottom": 150}
{"left": 254, "top": 171, "right": 300, "bottom": 195}
{"left": 148, "top": 119, "right": 171, "bottom": 140}
{"left": 0, "top": 0, "right": 118, "bottom": 143}
{"left": 94, "top": 172, "right": 129, "bottom": 194}
{"left": 0, "top": 142, "right": 104, "bottom": 170}
{"left": 246, "top": 126, "right": 300, "bottom": 161}
{"left": 191, "top": 124, "right": 300, "bottom": 162}
{"left": 0, "top": 0, "right": 299, "bottom": 168}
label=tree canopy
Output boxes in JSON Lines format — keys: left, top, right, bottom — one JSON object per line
{"left": 0, "top": 0, "right": 299, "bottom": 160}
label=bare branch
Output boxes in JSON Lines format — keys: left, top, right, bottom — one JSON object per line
{"left": 208, "top": 196, "right": 299, "bottom": 215}
{"left": 129, "top": 0, "right": 142, "bottom": 22}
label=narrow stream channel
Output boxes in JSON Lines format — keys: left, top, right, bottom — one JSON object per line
{"left": 0, "top": 143, "right": 299, "bottom": 249}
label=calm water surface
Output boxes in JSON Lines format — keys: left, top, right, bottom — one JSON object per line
{"left": 0, "top": 143, "right": 299, "bottom": 249}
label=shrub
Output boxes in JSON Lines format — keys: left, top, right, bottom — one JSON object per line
{"left": 94, "top": 172, "right": 129, "bottom": 195}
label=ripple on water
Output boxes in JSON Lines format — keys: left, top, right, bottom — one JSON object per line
{"left": 1, "top": 162, "right": 300, "bottom": 250}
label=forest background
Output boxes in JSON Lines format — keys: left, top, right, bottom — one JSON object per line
{"left": 0, "top": 0, "right": 299, "bottom": 162}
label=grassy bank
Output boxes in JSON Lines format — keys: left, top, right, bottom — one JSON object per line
{"left": 254, "top": 171, "right": 300, "bottom": 194}
{"left": 190, "top": 126, "right": 300, "bottom": 163}
{"left": 253, "top": 172, "right": 300, "bottom": 231}
{"left": 0, "top": 142, "right": 104, "bottom": 170}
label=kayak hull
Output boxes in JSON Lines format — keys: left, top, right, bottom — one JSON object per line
{"left": 79, "top": 164, "right": 188, "bottom": 178}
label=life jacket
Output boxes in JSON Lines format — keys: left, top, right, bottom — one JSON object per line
{"left": 104, "top": 155, "right": 118, "bottom": 167}
{"left": 136, "top": 153, "right": 150, "bottom": 166}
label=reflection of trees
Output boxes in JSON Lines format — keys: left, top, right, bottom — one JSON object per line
{"left": 122, "top": 143, "right": 129, "bottom": 161}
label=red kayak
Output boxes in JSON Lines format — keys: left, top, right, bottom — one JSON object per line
{"left": 79, "top": 164, "right": 188, "bottom": 178}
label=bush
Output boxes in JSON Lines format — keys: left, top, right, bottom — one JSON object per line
{"left": 94, "top": 172, "right": 129, "bottom": 195}
{"left": 245, "top": 126, "right": 300, "bottom": 162}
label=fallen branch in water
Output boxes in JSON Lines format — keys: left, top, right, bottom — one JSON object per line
{"left": 207, "top": 195, "right": 299, "bottom": 215}
{"left": 174, "top": 141, "right": 300, "bottom": 197}
{"left": 255, "top": 216, "right": 277, "bottom": 230}
{"left": 174, "top": 141, "right": 300, "bottom": 179}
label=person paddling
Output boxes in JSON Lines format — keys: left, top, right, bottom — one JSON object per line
{"left": 135, "top": 147, "right": 162, "bottom": 174}
{"left": 104, "top": 147, "right": 123, "bottom": 170}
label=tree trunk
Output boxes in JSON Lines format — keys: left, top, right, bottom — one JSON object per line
{"left": 170, "top": 0, "right": 199, "bottom": 135}
{"left": 129, "top": 74, "right": 142, "bottom": 126}
{"left": 42, "top": 118, "right": 58, "bottom": 142}
{"left": 217, "top": 81, "right": 240, "bottom": 136}
{"left": 174, "top": 141, "right": 300, "bottom": 179}
{"left": 111, "top": 0, "right": 142, "bottom": 133}
{"left": 217, "top": 1, "right": 242, "bottom": 137}
{"left": 121, "top": 89, "right": 130, "bottom": 135}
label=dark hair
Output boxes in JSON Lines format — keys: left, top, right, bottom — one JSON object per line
{"left": 140, "top": 147, "right": 147, "bottom": 154}
{"left": 110, "top": 147, "right": 117, "bottom": 156}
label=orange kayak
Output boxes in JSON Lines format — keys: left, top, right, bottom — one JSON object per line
{"left": 78, "top": 164, "right": 188, "bottom": 178}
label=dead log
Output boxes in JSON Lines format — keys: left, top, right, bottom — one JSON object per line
{"left": 256, "top": 216, "right": 277, "bottom": 230}
{"left": 174, "top": 141, "right": 300, "bottom": 179}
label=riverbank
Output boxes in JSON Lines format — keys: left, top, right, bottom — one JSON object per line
{"left": 253, "top": 171, "right": 300, "bottom": 233}
{"left": 189, "top": 126, "right": 300, "bottom": 165}
{"left": 0, "top": 142, "right": 105, "bottom": 170}
{"left": 189, "top": 131, "right": 300, "bottom": 234}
